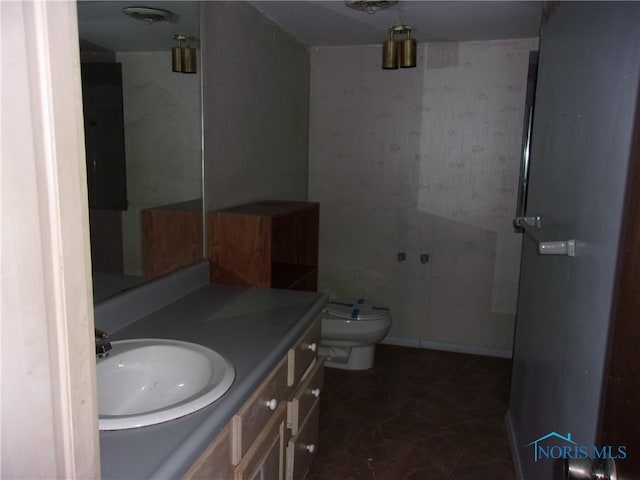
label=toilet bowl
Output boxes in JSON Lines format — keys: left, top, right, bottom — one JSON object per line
{"left": 319, "top": 298, "right": 392, "bottom": 370}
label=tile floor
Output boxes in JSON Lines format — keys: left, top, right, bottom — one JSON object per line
{"left": 306, "top": 344, "right": 515, "bottom": 480}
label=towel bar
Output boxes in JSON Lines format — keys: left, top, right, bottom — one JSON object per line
{"left": 514, "top": 216, "right": 576, "bottom": 257}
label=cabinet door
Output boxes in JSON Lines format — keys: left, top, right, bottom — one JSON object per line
{"left": 234, "top": 403, "right": 286, "bottom": 480}
{"left": 181, "top": 424, "right": 233, "bottom": 480}
{"left": 286, "top": 404, "right": 319, "bottom": 480}
{"left": 233, "top": 358, "right": 288, "bottom": 463}
{"left": 288, "top": 359, "right": 324, "bottom": 436}
{"left": 287, "top": 319, "right": 321, "bottom": 387}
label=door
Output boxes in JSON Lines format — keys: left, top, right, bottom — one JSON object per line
{"left": 508, "top": 3, "right": 640, "bottom": 479}
{"left": 565, "top": 75, "right": 640, "bottom": 480}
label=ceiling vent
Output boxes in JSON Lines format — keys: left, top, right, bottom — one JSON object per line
{"left": 122, "top": 6, "right": 174, "bottom": 24}
{"left": 344, "top": 1, "right": 399, "bottom": 14}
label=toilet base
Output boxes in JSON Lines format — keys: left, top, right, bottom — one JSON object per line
{"left": 319, "top": 344, "right": 376, "bottom": 370}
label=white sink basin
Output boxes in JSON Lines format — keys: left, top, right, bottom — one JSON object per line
{"left": 97, "top": 338, "right": 235, "bottom": 430}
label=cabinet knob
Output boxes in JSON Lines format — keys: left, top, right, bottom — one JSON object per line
{"left": 311, "top": 388, "right": 321, "bottom": 398}
{"left": 266, "top": 398, "right": 277, "bottom": 411}
{"left": 307, "top": 342, "right": 317, "bottom": 352}
{"left": 305, "top": 444, "right": 316, "bottom": 453}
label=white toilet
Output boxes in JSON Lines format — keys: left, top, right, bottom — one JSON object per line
{"left": 319, "top": 298, "right": 392, "bottom": 370}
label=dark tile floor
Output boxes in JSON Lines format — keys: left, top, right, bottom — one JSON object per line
{"left": 306, "top": 344, "right": 515, "bottom": 480}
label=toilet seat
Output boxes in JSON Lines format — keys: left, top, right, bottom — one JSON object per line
{"left": 327, "top": 299, "right": 390, "bottom": 321}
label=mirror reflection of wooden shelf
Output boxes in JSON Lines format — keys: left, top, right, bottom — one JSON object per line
{"left": 142, "top": 199, "right": 203, "bottom": 278}
{"left": 208, "top": 201, "right": 319, "bottom": 292}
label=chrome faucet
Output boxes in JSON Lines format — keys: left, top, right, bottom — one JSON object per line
{"left": 95, "top": 328, "right": 112, "bottom": 358}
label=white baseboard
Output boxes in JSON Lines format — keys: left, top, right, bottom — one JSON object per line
{"left": 381, "top": 335, "right": 513, "bottom": 359}
{"left": 504, "top": 409, "right": 524, "bottom": 480}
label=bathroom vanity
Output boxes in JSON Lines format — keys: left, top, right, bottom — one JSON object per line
{"left": 95, "top": 262, "right": 327, "bottom": 479}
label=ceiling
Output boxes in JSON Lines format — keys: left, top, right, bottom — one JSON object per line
{"left": 77, "top": 1, "right": 201, "bottom": 52}
{"left": 252, "top": 1, "right": 542, "bottom": 45}
{"left": 76, "top": 1, "right": 542, "bottom": 52}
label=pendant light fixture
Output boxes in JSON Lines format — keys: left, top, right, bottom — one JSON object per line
{"left": 382, "top": 25, "right": 417, "bottom": 70}
{"left": 172, "top": 34, "right": 197, "bottom": 74}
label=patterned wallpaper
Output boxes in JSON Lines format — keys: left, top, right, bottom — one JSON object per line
{"left": 309, "top": 38, "right": 538, "bottom": 355}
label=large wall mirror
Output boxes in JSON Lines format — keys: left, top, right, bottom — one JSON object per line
{"left": 76, "top": 1, "right": 204, "bottom": 301}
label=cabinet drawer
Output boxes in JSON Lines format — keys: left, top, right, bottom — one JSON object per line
{"left": 234, "top": 402, "right": 286, "bottom": 480}
{"left": 287, "top": 319, "right": 321, "bottom": 387}
{"left": 288, "top": 359, "right": 324, "bottom": 436}
{"left": 181, "top": 423, "right": 233, "bottom": 480}
{"left": 286, "top": 403, "right": 319, "bottom": 480}
{"left": 233, "top": 357, "right": 288, "bottom": 464}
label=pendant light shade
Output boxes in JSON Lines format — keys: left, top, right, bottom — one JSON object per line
{"left": 382, "top": 38, "right": 398, "bottom": 69}
{"left": 400, "top": 35, "right": 417, "bottom": 68}
{"left": 172, "top": 45, "right": 184, "bottom": 72}
{"left": 182, "top": 46, "right": 197, "bottom": 74}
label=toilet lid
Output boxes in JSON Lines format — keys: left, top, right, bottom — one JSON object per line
{"left": 327, "top": 298, "right": 390, "bottom": 320}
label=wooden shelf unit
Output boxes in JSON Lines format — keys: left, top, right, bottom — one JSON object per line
{"left": 208, "top": 201, "right": 319, "bottom": 292}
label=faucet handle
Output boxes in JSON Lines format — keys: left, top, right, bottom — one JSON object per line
{"left": 95, "top": 328, "right": 108, "bottom": 339}
{"left": 95, "top": 328, "right": 112, "bottom": 358}
{"left": 96, "top": 342, "right": 112, "bottom": 358}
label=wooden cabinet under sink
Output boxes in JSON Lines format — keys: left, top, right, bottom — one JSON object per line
{"left": 181, "top": 316, "right": 323, "bottom": 480}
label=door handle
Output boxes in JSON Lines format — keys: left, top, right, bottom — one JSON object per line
{"left": 565, "top": 458, "right": 617, "bottom": 480}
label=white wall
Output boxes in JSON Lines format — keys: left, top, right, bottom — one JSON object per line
{"left": 309, "top": 38, "right": 537, "bottom": 356}
{"left": 202, "top": 2, "right": 310, "bottom": 211}
{"left": 508, "top": 3, "right": 640, "bottom": 478}
{"left": 117, "top": 52, "right": 202, "bottom": 275}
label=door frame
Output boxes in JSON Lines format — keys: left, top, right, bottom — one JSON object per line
{"left": 1, "top": 1, "right": 99, "bottom": 477}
